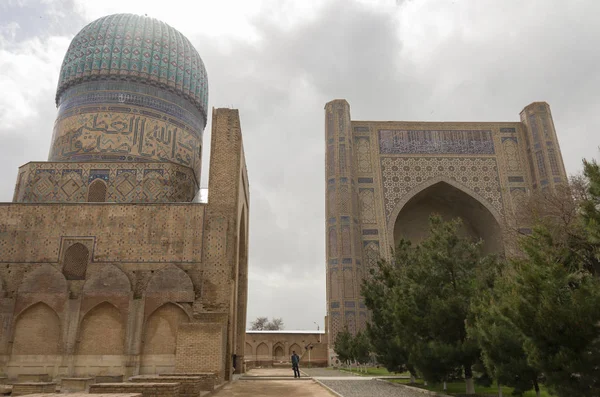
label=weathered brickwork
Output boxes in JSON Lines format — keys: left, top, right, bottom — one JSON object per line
{"left": 12, "top": 382, "right": 57, "bottom": 396}
{"left": 0, "top": 13, "right": 250, "bottom": 382}
{"left": 324, "top": 100, "right": 568, "bottom": 363}
{"left": 60, "top": 377, "right": 94, "bottom": 392}
{"left": 90, "top": 382, "right": 179, "bottom": 397}
{"left": 131, "top": 374, "right": 213, "bottom": 394}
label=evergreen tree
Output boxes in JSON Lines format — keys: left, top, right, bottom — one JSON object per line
{"left": 333, "top": 328, "right": 353, "bottom": 363}
{"left": 363, "top": 215, "right": 494, "bottom": 394}
{"left": 501, "top": 227, "right": 600, "bottom": 397}
{"left": 351, "top": 331, "right": 371, "bottom": 364}
{"left": 362, "top": 253, "right": 412, "bottom": 374}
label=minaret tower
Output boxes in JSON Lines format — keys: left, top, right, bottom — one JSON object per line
{"left": 519, "top": 102, "right": 568, "bottom": 192}
{"left": 325, "top": 99, "right": 363, "bottom": 347}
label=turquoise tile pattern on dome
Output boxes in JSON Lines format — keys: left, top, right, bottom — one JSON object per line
{"left": 56, "top": 13, "right": 208, "bottom": 120}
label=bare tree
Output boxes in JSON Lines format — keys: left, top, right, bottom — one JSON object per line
{"left": 250, "top": 317, "right": 285, "bottom": 330}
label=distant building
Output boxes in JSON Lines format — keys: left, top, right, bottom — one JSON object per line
{"left": 324, "top": 99, "right": 568, "bottom": 361}
{"left": 245, "top": 330, "right": 327, "bottom": 369}
{"left": 0, "top": 14, "right": 249, "bottom": 381}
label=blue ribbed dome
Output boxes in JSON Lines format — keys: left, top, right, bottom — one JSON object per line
{"left": 56, "top": 13, "right": 208, "bottom": 118}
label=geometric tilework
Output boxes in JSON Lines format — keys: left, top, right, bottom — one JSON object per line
{"left": 355, "top": 137, "right": 372, "bottom": 173}
{"left": 502, "top": 137, "right": 521, "bottom": 172}
{"left": 380, "top": 157, "right": 504, "bottom": 219}
{"left": 358, "top": 188, "right": 376, "bottom": 224}
{"left": 56, "top": 14, "right": 208, "bottom": 120}
{"left": 14, "top": 161, "right": 197, "bottom": 203}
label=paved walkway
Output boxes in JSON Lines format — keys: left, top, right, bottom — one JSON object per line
{"left": 212, "top": 368, "right": 427, "bottom": 397}
{"left": 211, "top": 379, "right": 333, "bottom": 397}
{"left": 318, "top": 379, "right": 429, "bottom": 397}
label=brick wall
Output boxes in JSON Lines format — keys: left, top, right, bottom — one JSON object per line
{"left": 12, "top": 382, "right": 56, "bottom": 396}
{"left": 175, "top": 323, "right": 225, "bottom": 382}
{"left": 130, "top": 375, "right": 213, "bottom": 394}
{"left": 89, "top": 382, "right": 179, "bottom": 397}
{"left": 60, "top": 377, "right": 94, "bottom": 392}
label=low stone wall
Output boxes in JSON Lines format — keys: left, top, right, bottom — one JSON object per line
{"left": 24, "top": 393, "right": 142, "bottom": 397}
{"left": 130, "top": 375, "right": 209, "bottom": 395}
{"left": 61, "top": 378, "right": 94, "bottom": 392}
{"left": 17, "top": 374, "right": 51, "bottom": 383}
{"left": 89, "top": 382, "right": 179, "bottom": 397}
{"left": 0, "top": 376, "right": 7, "bottom": 385}
{"left": 94, "top": 375, "right": 124, "bottom": 383}
{"left": 12, "top": 382, "right": 56, "bottom": 396}
{"left": 159, "top": 373, "right": 216, "bottom": 390}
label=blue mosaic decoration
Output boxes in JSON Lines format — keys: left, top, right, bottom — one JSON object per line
{"left": 56, "top": 14, "right": 209, "bottom": 121}
{"left": 362, "top": 229, "right": 378, "bottom": 235}
{"left": 89, "top": 169, "right": 110, "bottom": 182}
{"left": 379, "top": 130, "right": 495, "bottom": 155}
{"left": 358, "top": 178, "right": 373, "bottom": 183}
{"left": 500, "top": 127, "right": 516, "bottom": 133}
{"left": 508, "top": 176, "right": 524, "bottom": 183}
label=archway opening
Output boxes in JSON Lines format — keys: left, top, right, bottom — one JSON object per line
{"left": 12, "top": 302, "right": 61, "bottom": 355}
{"left": 393, "top": 182, "right": 503, "bottom": 255}
{"left": 274, "top": 345, "right": 284, "bottom": 360}
{"left": 88, "top": 179, "right": 107, "bottom": 202}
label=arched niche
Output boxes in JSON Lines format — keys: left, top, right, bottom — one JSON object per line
{"left": 289, "top": 343, "right": 302, "bottom": 356}
{"left": 142, "top": 302, "right": 190, "bottom": 356}
{"left": 81, "top": 265, "right": 131, "bottom": 316}
{"left": 12, "top": 302, "right": 61, "bottom": 355}
{"left": 77, "top": 302, "right": 124, "bottom": 355}
{"left": 256, "top": 343, "right": 269, "bottom": 358}
{"left": 62, "top": 243, "right": 90, "bottom": 280}
{"left": 389, "top": 179, "right": 504, "bottom": 255}
{"left": 144, "top": 265, "right": 194, "bottom": 317}
{"left": 16, "top": 264, "right": 67, "bottom": 316}
{"left": 273, "top": 344, "right": 284, "bottom": 359}
{"left": 88, "top": 179, "right": 107, "bottom": 202}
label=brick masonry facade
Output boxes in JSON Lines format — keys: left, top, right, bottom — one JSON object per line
{"left": 324, "top": 100, "right": 568, "bottom": 361}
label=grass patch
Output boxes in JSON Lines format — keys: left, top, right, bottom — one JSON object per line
{"left": 389, "top": 379, "right": 554, "bottom": 396}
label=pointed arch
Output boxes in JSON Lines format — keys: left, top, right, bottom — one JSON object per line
{"left": 16, "top": 264, "right": 67, "bottom": 317}
{"left": 12, "top": 302, "right": 61, "bottom": 355}
{"left": 387, "top": 177, "right": 505, "bottom": 254}
{"left": 145, "top": 265, "right": 194, "bottom": 317}
{"left": 273, "top": 343, "right": 284, "bottom": 359}
{"left": 88, "top": 179, "right": 107, "bottom": 202}
{"left": 256, "top": 342, "right": 269, "bottom": 358}
{"left": 289, "top": 343, "right": 302, "bottom": 356}
{"left": 142, "top": 302, "right": 190, "bottom": 355}
{"left": 77, "top": 301, "right": 124, "bottom": 355}
{"left": 62, "top": 243, "right": 90, "bottom": 280}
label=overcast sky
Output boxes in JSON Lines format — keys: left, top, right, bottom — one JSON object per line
{"left": 1, "top": 0, "right": 599, "bottom": 331}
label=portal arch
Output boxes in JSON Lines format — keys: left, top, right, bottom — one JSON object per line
{"left": 387, "top": 177, "right": 504, "bottom": 255}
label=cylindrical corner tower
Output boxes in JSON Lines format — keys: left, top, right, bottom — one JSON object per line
{"left": 519, "top": 102, "right": 568, "bottom": 192}
{"left": 325, "top": 99, "right": 363, "bottom": 349}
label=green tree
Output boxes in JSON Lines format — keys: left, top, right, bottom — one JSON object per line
{"left": 501, "top": 227, "right": 600, "bottom": 397}
{"left": 333, "top": 328, "right": 354, "bottom": 363}
{"left": 364, "top": 215, "right": 494, "bottom": 394}
{"left": 470, "top": 277, "right": 542, "bottom": 396}
{"left": 351, "top": 331, "right": 371, "bottom": 364}
{"left": 362, "top": 254, "right": 413, "bottom": 374}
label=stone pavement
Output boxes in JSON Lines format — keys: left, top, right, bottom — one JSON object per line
{"left": 210, "top": 379, "right": 332, "bottom": 397}
{"left": 213, "top": 368, "right": 429, "bottom": 397}
{"left": 317, "top": 379, "right": 430, "bottom": 397}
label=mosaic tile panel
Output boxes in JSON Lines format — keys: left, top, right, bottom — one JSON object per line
{"left": 379, "top": 130, "right": 495, "bottom": 155}
{"left": 15, "top": 161, "right": 197, "bottom": 203}
{"left": 359, "top": 188, "right": 376, "bottom": 224}
{"left": 50, "top": 104, "right": 202, "bottom": 181}
{"left": 502, "top": 137, "right": 521, "bottom": 172}
{"left": 57, "top": 14, "right": 208, "bottom": 118}
{"left": 380, "top": 157, "right": 504, "bottom": 218}
{"left": 355, "top": 137, "right": 372, "bottom": 173}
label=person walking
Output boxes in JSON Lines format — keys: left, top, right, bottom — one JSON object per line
{"left": 291, "top": 350, "right": 300, "bottom": 378}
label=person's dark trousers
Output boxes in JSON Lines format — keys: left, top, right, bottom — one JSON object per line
{"left": 293, "top": 365, "right": 300, "bottom": 378}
